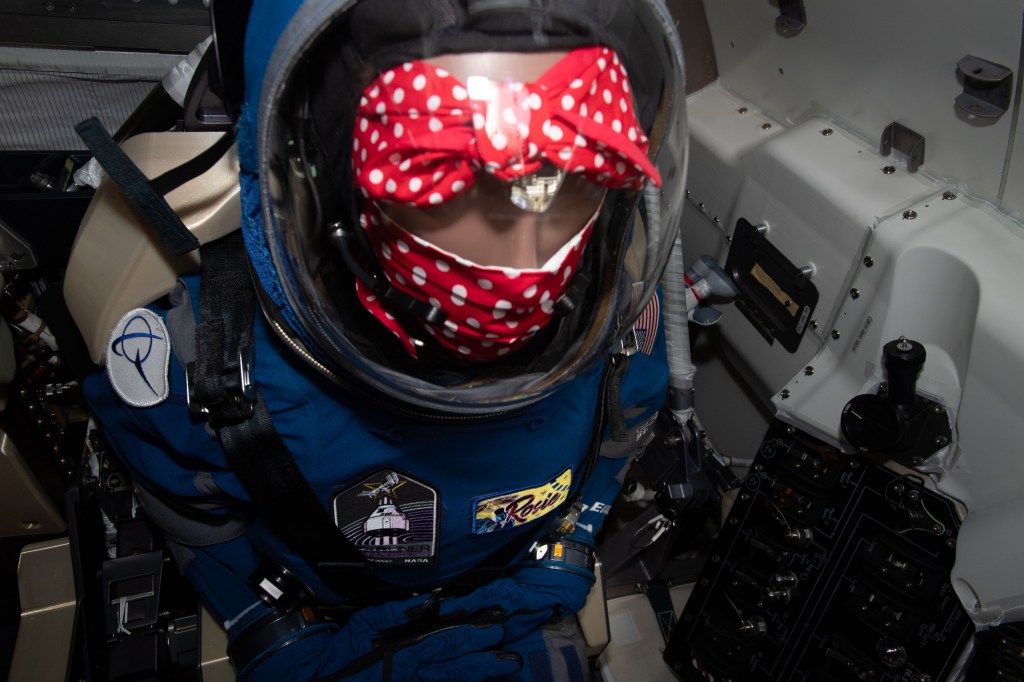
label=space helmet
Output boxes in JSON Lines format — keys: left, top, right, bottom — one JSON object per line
{"left": 234, "top": 0, "right": 688, "bottom": 415}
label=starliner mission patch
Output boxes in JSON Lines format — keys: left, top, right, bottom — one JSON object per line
{"left": 107, "top": 308, "right": 170, "bottom": 408}
{"left": 472, "top": 467, "right": 572, "bottom": 534}
{"left": 332, "top": 469, "right": 439, "bottom": 565}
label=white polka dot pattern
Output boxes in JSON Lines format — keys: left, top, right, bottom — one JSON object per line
{"left": 353, "top": 47, "right": 660, "bottom": 207}
{"left": 356, "top": 205, "right": 596, "bottom": 362}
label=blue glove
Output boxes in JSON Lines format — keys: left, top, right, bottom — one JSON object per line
{"left": 436, "top": 532, "right": 598, "bottom": 646}
{"left": 240, "top": 591, "right": 523, "bottom": 682}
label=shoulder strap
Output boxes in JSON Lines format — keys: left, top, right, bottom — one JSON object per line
{"left": 189, "top": 234, "right": 391, "bottom": 601}
{"left": 74, "top": 117, "right": 234, "bottom": 256}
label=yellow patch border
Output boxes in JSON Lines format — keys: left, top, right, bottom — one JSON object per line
{"left": 471, "top": 467, "right": 572, "bottom": 534}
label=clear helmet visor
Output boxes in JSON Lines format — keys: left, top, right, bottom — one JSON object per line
{"left": 257, "top": 0, "right": 688, "bottom": 414}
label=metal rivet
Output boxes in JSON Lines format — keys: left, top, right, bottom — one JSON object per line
{"left": 942, "top": 191, "right": 956, "bottom": 200}
{"left": 903, "top": 210, "right": 918, "bottom": 220}
{"left": 821, "top": 128, "right": 834, "bottom": 136}
{"left": 810, "top": 320, "right": 819, "bottom": 330}
{"left": 737, "top": 107, "right": 748, "bottom": 114}
{"left": 864, "top": 256, "right": 874, "bottom": 267}
{"left": 762, "top": 123, "right": 773, "bottom": 130}
{"left": 882, "top": 166, "right": 896, "bottom": 174}
{"left": 804, "top": 366, "right": 814, "bottom": 376}
{"left": 831, "top": 329, "right": 841, "bottom": 340}
{"left": 849, "top": 288, "right": 860, "bottom": 299}
{"left": 780, "top": 389, "right": 790, "bottom": 399}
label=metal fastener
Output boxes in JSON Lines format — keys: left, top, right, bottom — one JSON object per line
{"left": 942, "top": 191, "right": 956, "bottom": 200}
{"left": 903, "top": 210, "right": 918, "bottom": 220}
{"left": 831, "top": 329, "right": 841, "bottom": 340}
{"left": 810, "top": 320, "right": 819, "bottom": 330}
{"left": 882, "top": 166, "right": 896, "bottom": 174}
{"left": 821, "top": 128, "right": 834, "bottom": 136}
{"left": 762, "top": 123, "right": 773, "bottom": 130}
{"left": 804, "top": 366, "right": 814, "bottom": 376}
{"left": 863, "top": 256, "right": 874, "bottom": 267}
{"left": 780, "top": 389, "right": 790, "bottom": 399}
{"left": 737, "top": 107, "right": 748, "bottom": 114}
{"left": 850, "top": 288, "right": 860, "bottom": 299}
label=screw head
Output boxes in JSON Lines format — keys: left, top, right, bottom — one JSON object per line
{"left": 831, "top": 329, "right": 841, "bottom": 340}
{"left": 864, "top": 256, "right": 874, "bottom": 267}
{"left": 761, "top": 123, "right": 773, "bottom": 130}
{"left": 780, "top": 389, "right": 790, "bottom": 399}
{"left": 942, "top": 191, "right": 956, "bottom": 200}
{"left": 821, "top": 128, "right": 834, "bottom": 136}
{"left": 903, "top": 210, "right": 918, "bottom": 220}
{"left": 810, "top": 320, "right": 819, "bottom": 330}
{"left": 804, "top": 366, "right": 814, "bottom": 376}
{"left": 882, "top": 165, "right": 896, "bottom": 174}
{"left": 850, "top": 288, "right": 860, "bottom": 299}
{"left": 738, "top": 107, "right": 748, "bottom": 114}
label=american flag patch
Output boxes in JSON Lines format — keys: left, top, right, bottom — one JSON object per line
{"left": 631, "top": 283, "right": 660, "bottom": 355}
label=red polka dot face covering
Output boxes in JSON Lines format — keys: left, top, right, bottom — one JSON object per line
{"left": 355, "top": 202, "right": 598, "bottom": 362}
{"left": 352, "top": 46, "right": 662, "bottom": 209}
{"left": 350, "top": 46, "right": 662, "bottom": 363}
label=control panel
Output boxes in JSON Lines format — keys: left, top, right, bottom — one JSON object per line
{"left": 665, "top": 420, "right": 972, "bottom": 682}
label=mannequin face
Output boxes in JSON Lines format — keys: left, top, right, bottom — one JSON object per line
{"left": 382, "top": 51, "right": 606, "bottom": 270}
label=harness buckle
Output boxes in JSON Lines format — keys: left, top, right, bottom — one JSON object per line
{"left": 618, "top": 328, "right": 640, "bottom": 356}
{"left": 185, "top": 349, "right": 256, "bottom": 425}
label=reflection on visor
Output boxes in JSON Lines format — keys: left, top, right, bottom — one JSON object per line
{"left": 352, "top": 46, "right": 661, "bottom": 212}
{"left": 510, "top": 166, "right": 566, "bottom": 213}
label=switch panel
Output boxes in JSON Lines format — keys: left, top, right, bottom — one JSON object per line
{"left": 665, "top": 420, "right": 971, "bottom": 682}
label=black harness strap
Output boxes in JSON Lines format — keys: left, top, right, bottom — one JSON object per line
{"left": 74, "top": 117, "right": 233, "bottom": 256}
{"left": 191, "top": 235, "right": 390, "bottom": 599}
{"left": 75, "top": 117, "right": 198, "bottom": 255}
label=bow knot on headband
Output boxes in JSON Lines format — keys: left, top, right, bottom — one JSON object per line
{"left": 353, "top": 46, "right": 662, "bottom": 208}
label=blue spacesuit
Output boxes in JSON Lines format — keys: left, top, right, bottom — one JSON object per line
{"left": 84, "top": 275, "right": 668, "bottom": 680}
{"left": 80, "top": 0, "right": 690, "bottom": 679}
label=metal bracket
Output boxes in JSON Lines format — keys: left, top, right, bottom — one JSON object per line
{"left": 880, "top": 122, "right": 925, "bottom": 173}
{"left": 776, "top": 0, "right": 807, "bottom": 35}
{"left": 955, "top": 55, "right": 1013, "bottom": 118}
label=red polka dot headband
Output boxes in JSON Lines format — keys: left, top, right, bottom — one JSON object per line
{"left": 352, "top": 46, "right": 662, "bottom": 208}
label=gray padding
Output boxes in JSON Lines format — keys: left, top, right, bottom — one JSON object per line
{"left": 133, "top": 478, "right": 247, "bottom": 548}
{"left": 599, "top": 414, "right": 657, "bottom": 459}
{"left": 166, "top": 279, "right": 197, "bottom": 368}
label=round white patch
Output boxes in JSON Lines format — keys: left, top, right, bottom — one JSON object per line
{"left": 106, "top": 308, "right": 171, "bottom": 408}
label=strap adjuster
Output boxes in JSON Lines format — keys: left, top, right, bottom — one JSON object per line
{"left": 185, "top": 349, "right": 256, "bottom": 424}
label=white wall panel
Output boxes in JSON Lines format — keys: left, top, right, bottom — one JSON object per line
{"left": 703, "top": 0, "right": 1023, "bottom": 215}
